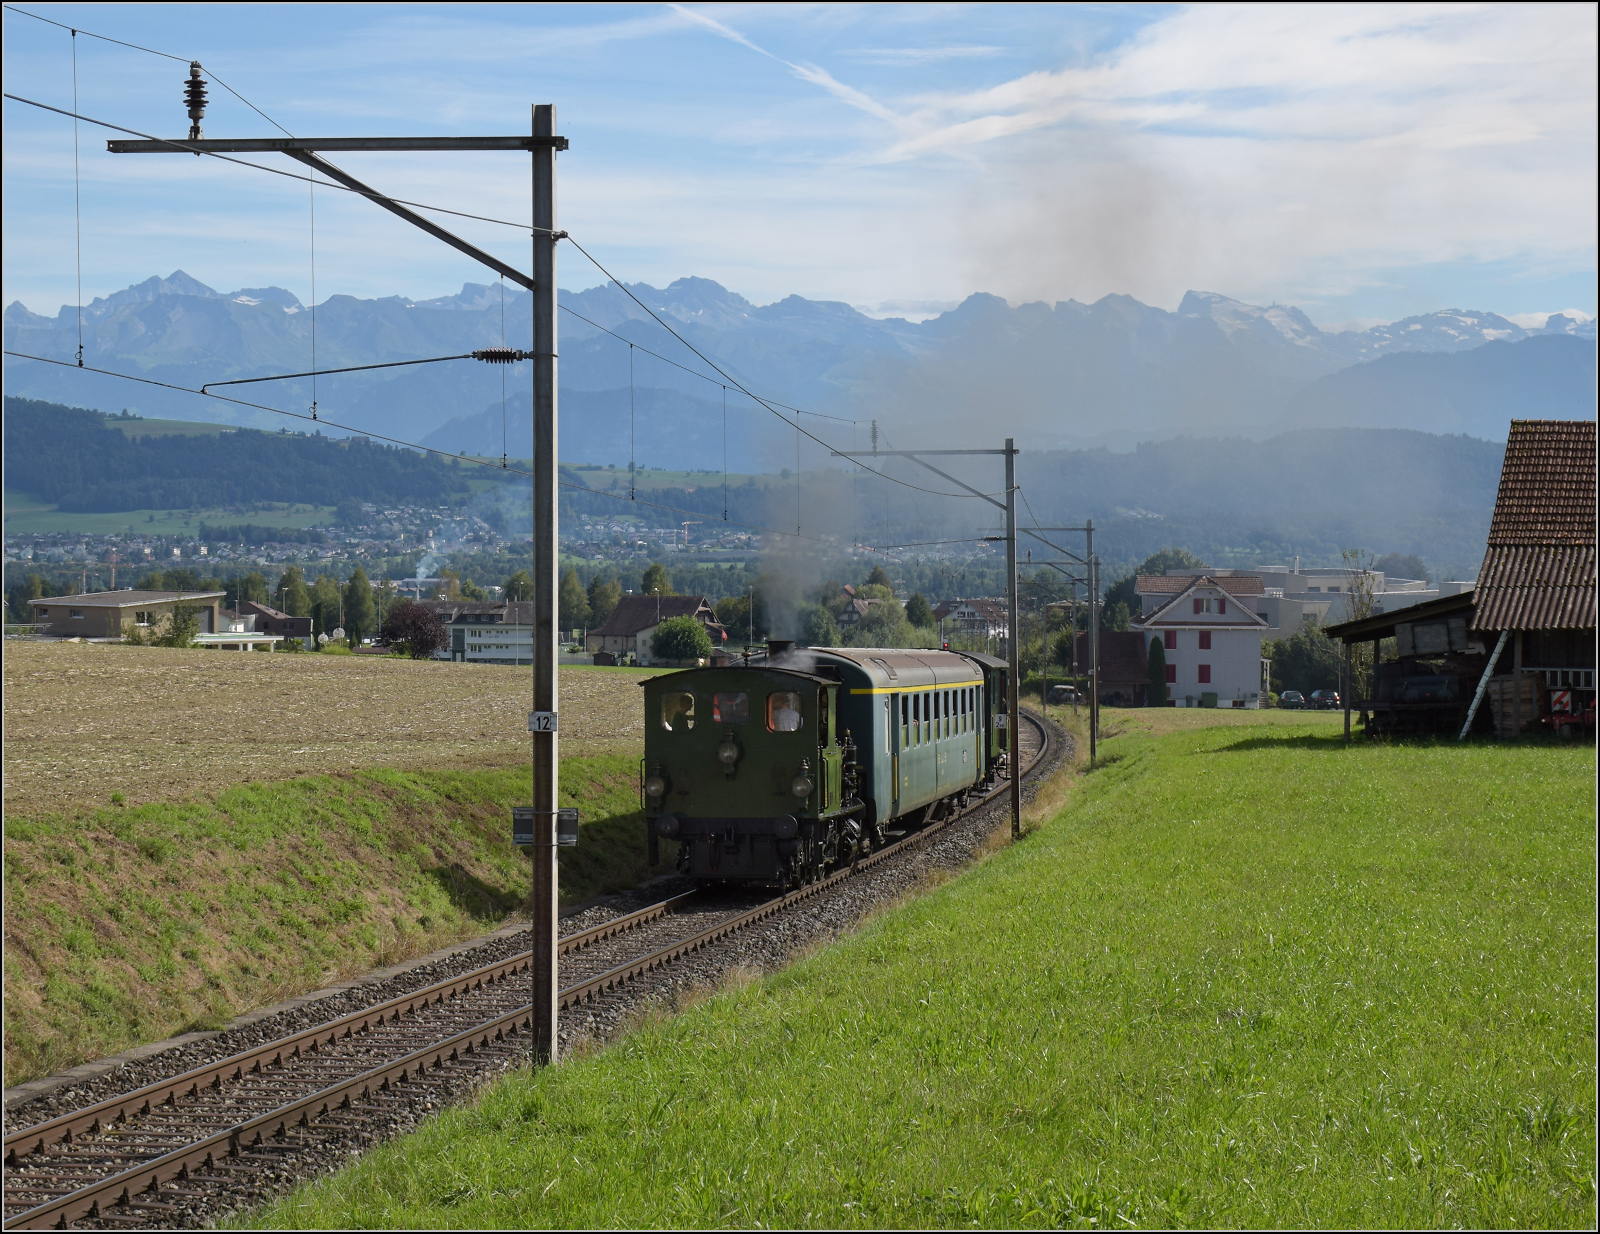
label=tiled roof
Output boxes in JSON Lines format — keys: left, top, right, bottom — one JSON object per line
{"left": 589, "top": 594, "right": 718, "bottom": 638}
{"left": 1473, "top": 421, "right": 1597, "bottom": 631}
{"left": 1137, "top": 574, "right": 1264, "bottom": 595}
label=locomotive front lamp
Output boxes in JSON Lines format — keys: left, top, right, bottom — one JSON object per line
{"left": 789, "top": 773, "right": 814, "bottom": 799}
{"left": 644, "top": 774, "right": 668, "bottom": 802}
{"left": 717, "top": 739, "right": 741, "bottom": 767}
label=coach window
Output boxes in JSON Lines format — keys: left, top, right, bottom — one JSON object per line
{"left": 661, "top": 691, "right": 695, "bottom": 732}
{"left": 900, "top": 694, "right": 909, "bottom": 749}
{"left": 712, "top": 691, "right": 749, "bottom": 723}
{"left": 767, "top": 691, "right": 802, "bottom": 732}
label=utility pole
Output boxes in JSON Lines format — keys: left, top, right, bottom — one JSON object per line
{"left": 1087, "top": 525, "right": 1099, "bottom": 764}
{"left": 528, "top": 103, "right": 560, "bottom": 1064}
{"left": 1004, "top": 438, "right": 1021, "bottom": 839}
{"left": 113, "top": 105, "right": 571, "bottom": 1064}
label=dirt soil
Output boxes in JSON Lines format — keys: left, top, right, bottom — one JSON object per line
{"left": 3, "top": 642, "right": 654, "bottom": 817}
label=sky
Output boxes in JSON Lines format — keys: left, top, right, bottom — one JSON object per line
{"left": 2, "top": 2, "right": 1595, "bottom": 329}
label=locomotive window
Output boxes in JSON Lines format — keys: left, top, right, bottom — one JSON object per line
{"left": 767, "top": 691, "right": 802, "bottom": 732}
{"left": 818, "top": 690, "right": 829, "bottom": 744}
{"left": 661, "top": 692, "right": 695, "bottom": 732}
{"left": 712, "top": 692, "right": 749, "bottom": 723}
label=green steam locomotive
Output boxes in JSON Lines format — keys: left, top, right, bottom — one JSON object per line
{"left": 641, "top": 643, "right": 1011, "bottom": 887}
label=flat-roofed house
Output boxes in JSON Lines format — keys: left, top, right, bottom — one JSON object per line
{"left": 28, "top": 589, "right": 225, "bottom": 639}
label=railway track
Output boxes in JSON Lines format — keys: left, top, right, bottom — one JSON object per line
{"left": 2, "top": 711, "right": 1054, "bottom": 1230}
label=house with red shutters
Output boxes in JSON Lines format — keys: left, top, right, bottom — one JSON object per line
{"left": 1132, "top": 575, "right": 1271, "bottom": 707}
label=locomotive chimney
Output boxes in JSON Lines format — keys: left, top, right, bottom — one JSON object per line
{"left": 766, "top": 639, "right": 795, "bottom": 660}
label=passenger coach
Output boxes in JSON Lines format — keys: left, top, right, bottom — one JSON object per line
{"left": 641, "top": 644, "right": 1011, "bottom": 887}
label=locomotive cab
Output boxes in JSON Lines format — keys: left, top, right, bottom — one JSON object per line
{"left": 641, "top": 666, "right": 851, "bottom": 887}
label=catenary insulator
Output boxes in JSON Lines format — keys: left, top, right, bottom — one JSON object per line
{"left": 185, "top": 62, "right": 207, "bottom": 142}
{"left": 472, "top": 348, "right": 532, "bottom": 364}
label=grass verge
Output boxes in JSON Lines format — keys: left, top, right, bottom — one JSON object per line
{"left": 244, "top": 720, "right": 1594, "bottom": 1229}
{"left": 3, "top": 756, "right": 662, "bottom": 1086}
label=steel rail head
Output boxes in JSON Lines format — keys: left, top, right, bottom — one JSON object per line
{"left": 4, "top": 891, "right": 699, "bottom": 1159}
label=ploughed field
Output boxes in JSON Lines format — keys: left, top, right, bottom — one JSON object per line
{"left": 246, "top": 716, "right": 1594, "bottom": 1230}
{"left": 3, "top": 642, "right": 661, "bottom": 1086}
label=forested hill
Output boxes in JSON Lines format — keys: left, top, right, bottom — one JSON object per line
{"left": 3, "top": 397, "right": 473, "bottom": 512}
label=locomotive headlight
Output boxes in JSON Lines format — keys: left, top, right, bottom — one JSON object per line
{"left": 644, "top": 774, "right": 667, "bottom": 801}
{"left": 789, "top": 774, "right": 813, "bottom": 799}
{"left": 717, "top": 740, "right": 741, "bottom": 766}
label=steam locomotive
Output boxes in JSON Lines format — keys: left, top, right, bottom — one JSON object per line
{"left": 641, "top": 643, "right": 1012, "bottom": 887}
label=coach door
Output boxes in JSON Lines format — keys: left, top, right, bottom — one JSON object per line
{"left": 889, "top": 693, "right": 900, "bottom": 815}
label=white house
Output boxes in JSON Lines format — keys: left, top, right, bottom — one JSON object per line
{"left": 1133, "top": 575, "right": 1270, "bottom": 707}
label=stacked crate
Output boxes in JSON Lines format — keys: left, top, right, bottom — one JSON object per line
{"left": 1487, "top": 673, "right": 1545, "bottom": 736}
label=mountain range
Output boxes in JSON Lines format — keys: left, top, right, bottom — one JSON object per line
{"left": 4, "top": 272, "right": 1592, "bottom": 470}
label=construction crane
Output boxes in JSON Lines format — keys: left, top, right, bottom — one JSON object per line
{"left": 680, "top": 520, "right": 702, "bottom": 547}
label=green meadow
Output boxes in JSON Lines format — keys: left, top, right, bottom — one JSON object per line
{"left": 247, "top": 716, "right": 1595, "bottom": 1229}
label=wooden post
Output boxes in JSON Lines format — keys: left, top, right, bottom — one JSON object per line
{"left": 1512, "top": 629, "right": 1523, "bottom": 738}
{"left": 1343, "top": 641, "right": 1352, "bottom": 741}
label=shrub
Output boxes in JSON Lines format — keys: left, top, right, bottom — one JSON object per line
{"left": 651, "top": 615, "right": 714, "bottom": 661}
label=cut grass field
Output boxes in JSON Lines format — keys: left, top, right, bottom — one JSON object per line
{"left": 3, "top": 642, "right": 656, "bottom": 817}
{"left": 3, "top": 646, "right": 668, "bottom": 1084}
{"left": 247, "top": 715, "right": 1595, "bottom": 1229}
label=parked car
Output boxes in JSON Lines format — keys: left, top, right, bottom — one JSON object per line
{"left": 1279, "top": 690, "right": 1305, "bottom": 710}
{"left": 1046, "top": 684, "right": 1079, "bottom": 705}
{"left": 1310, "top": 689, "right": 1341, "bottom": 710}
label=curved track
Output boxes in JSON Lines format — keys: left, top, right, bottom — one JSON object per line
{"left": 2, "top": 711, "right": 1053, "bottom": 1230}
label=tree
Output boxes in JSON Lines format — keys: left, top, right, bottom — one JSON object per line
{"left": 1264, "top": 620, "right": 1342, "bottom": 694}
{"left": 1341, "top": 547, "right": 1379, "bottom": 699}
{"left": 1100, "top": 600, "right": 1131, "bottom": 632}
{"left": 310, "top": 573, "right": 342, "bottom": 641}
{"left": 864, "top": 565, "right": 893, "bottom": 592}
{"left": 157, "top": 602, "right": 201, "bottom": 648}
{"left": 559, "top": 568, "right": 590, "bottom": 630}
{"left": 651, "top": 614, "right": 713, "bottom": 662}
{"left": 503, "top": 570, "right": 533, "bottom": 601}
{"left": 343, "top": 568, "right": 377, "bottom": 647}
{"left": 715, "top": 591, "right": 765, "bottom": 643}
{"left": 8, "top": 572, "right": 47, "bottom": 622}
{"left": 641, "top": 562, "right": 673, "bottom": 597}
{"left": 225, "top": 571, "right": 269, "bottom": 610}
{"left": 433, "top": 568, "right": 461, "bottom": 601}
{"left": 587, "top": 576, "right": 622, "bottom": 626}
{"left": 1147, "top": 635, "right": 1168, "bottom": 705}
{"left": 460, "top": 578, "right": 489, "bottom": 602}
{"left": 276, "top": 566, "right": 311, "bottom": 617}
{"left": 846, "top": 598, "right": 911, "bottom": 648}
{"left": 1374, "top": 552, "right": 1427, "bottom": 583}
{"left": 381, "top": 598, "right": 448, "bottom": 659}
{"left": 904, "top": 593, "right": 934, "bottom": 629}
{"left": 798, "top": 603, "right": 840, "bottom": 648}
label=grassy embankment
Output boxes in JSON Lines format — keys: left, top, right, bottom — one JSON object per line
{"left": 249, "top": 712, "right": 1594, "bottom": 1229}
{"left": 3, "top": 644, "right": 664, "bottom": 1085}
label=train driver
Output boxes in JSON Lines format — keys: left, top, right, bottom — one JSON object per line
{"left": 769, "top": 691, "right": 802, "bottom": 732}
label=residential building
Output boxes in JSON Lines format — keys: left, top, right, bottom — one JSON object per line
{"left": 416, "top": 600, "right": 534, "bottom": 664}
{"left": 28, "top": 589, "right": 224, "bottom": 639}
{"left": 584, "top": 595, "right": 725, "bottom": 665}
{"left": 932, "top": 598, "right": 1009, "bottom": 644}
{"left": 1132, "top": 576, "right": 1270, "bottom": 707}
{"left": 837, "top": 597, "right": 886, "bottom": 628}
{"left": 240, "top": 600, "right": 312, "bottom": 648}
